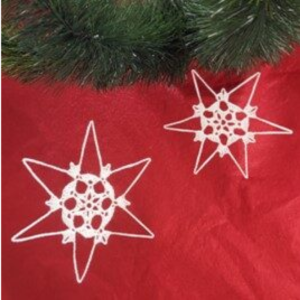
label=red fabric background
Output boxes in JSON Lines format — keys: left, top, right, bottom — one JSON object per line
{"left": 2, "top": 49, "right": 300, "bottom": 300}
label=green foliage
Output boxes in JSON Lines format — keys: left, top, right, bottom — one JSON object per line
{"left": 184, "top": 0, "right": 300, "bottom": 71}
{"left": 2, "top": 25, "right": 44, "bottom": 81}
{"left": 2, "top": 0, "right": 187, "bottom": 89}
{"left": 2, "top": 0, "right": 300, "bottom": 89}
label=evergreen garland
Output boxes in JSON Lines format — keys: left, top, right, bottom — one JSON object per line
{"left": 184, "top": 0, "right": 300, "bottom": 71}
{"left": 2, "top": 0, "right": 300, "bottom": 89}
{"left": 2, "top": 0, "right": 186, "bottom": 88}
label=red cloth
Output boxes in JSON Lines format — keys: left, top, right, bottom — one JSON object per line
{"left": 2, "top": 49, "right": 300, "bottom": 300}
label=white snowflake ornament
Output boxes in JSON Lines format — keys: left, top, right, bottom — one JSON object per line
{"left": 12, "top": 121, "right": 154, "bottom": 283}
{"left": 164, "top": 70, "right": 293, "bottom": 178}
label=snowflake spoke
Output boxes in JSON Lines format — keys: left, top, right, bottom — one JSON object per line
{"left": 250, "top": 116, "right": 293, "bottom": 135}
{"left": 228, "top": 72, "right": 260, "bottom": 107}
{"left": 109, "top": 158, "right": 151, "bottom": 198}
{"left": 78, "top": 121, "right": 103, "bottom": 176}
{"left": 227, "top": 142, "right": 249, "bottom": 179}
{"left": 73, "top": 235, "right": 97, "bottom": 283}
{"left": 11, "top": 210, "right": 67, "bottom": 242}
{"left": 192, "top": 69, "right": 217, "bottom": 102}
{"left": 194, "top": 140, "right": 219, "bottom": 175}
{"left": 164, "top": 114, "right": 201, "bottom": 133}
{"left": 107, "top": 206, "right": 154, "bottom": 239}
{"left": 23, "top": 158, "right": 72, "bottom": 199}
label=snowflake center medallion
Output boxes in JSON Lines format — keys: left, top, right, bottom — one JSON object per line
{"left": 200, "top": 91, "right": 249, "bottom": 148}
{"left": 61, "top": 174, "right": 116, "bottom": 239}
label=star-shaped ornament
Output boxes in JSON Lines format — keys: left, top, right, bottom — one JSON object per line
{"left": 12, "top": 121, "right": 154, "bottom": 283}
{"left": 164, "top": 70, "right": 293, "bottom": 178}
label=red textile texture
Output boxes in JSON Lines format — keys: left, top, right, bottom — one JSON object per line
{"left": 2, "top": 48, "right": 300, "bottom": 300}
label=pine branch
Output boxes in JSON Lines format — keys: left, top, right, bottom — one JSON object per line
{"left": 2, "top": 25, "right": 43, "bottom": 81}
{"left": 2, "top": 0, "right": 187, "bottom": 89}
{"left": 184, "top": 0, "right": 300, "bottom": 72}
